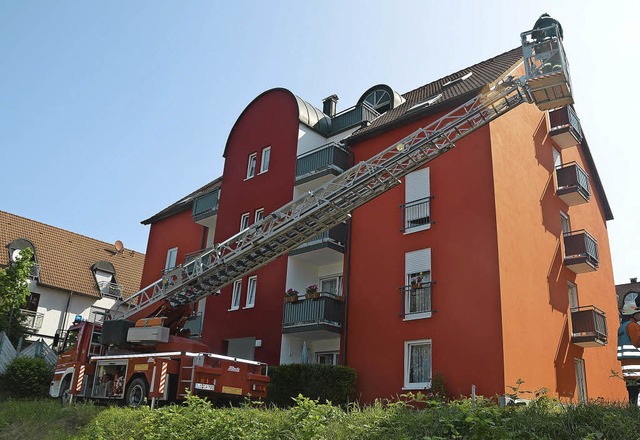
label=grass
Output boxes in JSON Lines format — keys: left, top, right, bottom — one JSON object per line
{"left": 2, "top": 395, "right": 640, "bottom": 440}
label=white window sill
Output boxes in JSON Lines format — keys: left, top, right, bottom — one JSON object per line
{"left": 403, "top": 384, "right": 432, "bottom": 391}
{"left": 258, "top": 170, "right": 268, "bottom": 175}
{"left": 228, "top": 307, "right": 240, "bottom": 312}
{"left": 244, "top": 176, "right": 255, "bottom": 181}
{"left": 403, "top": 312, "right": 432, "bottom": 321}
{"left": 243, "top": 305, "right": 255, "bottom": 309}
{"left": 403, "top": 224, "right": 431, "bottom": 235}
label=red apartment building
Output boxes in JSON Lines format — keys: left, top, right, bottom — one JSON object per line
{"left": 139, "top": 46, "right": 626, "bottom": 402}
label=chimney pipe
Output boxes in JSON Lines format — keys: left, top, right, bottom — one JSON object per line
{"left": 322, "top": 94, "right": 339, "bottom": 117}
{"left": 632, "top": 277, "right": 638, "bottom": 283}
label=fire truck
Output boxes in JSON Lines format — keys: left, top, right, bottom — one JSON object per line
{"left": 50, "top": 17, "right": 572, "bottom": 407}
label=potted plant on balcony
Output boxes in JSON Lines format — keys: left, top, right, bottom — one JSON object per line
{"left": 410, "top": 273, "right": 425, "bottom": 289}
{"left": 285, "top": 289, "right": 299, "bottom": 303}
{"left": 305, "top": 284, "right": 320, "bottom": 300}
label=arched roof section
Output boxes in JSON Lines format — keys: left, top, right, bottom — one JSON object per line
{"left": 91, "top": 260, "right": 116, "bottom": 274}
{"left": 357, "top": 84, "right": 405, "bottom": 114}
{"left": 223, "top": 88, "right": 330, "bottom": 157}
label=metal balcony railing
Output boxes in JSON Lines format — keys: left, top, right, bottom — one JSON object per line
{"left": 20, "top": 309, "right": 44, "bottom": 330}
{"left": 97, "top": 281, "right": 123, "bottom": 299}
{"left": 29, "top": 264, "right": 40, "bottom": 279}
{"left": 291, "top": 223, "right": 346, "bottom": 255}
{"left": 400, "top": 282, "right": 433, "bottom": 317}
{"left": 570, "top": 305, "right": 607, "bottom": 347}
{"left": 556, "top": 162, "right": 590, "bottom": 205}
{"left": 295, "top": 142, "right": 351, "bottom": 183}
{"left": 563, "top": 230, "right": 599, "bottom": 273}
{"left": 329, "top": 102, "right": 380, "bottom": 134}
{"left": 401, "top": 197, "right": 432, "bottom": 232}
{"left": 548, "top": 105, "right": 582, "bottom": 143}
{"left": 183, "top": 313, "right": 203, "bottom": 337}
{"left": 192, "top": 189, "right": 220, "bottom": 222}
{"left": 282, "top": 292, "right": 343, "bottom": 333}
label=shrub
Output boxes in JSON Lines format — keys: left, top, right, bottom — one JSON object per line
{"left": 1, "top": 356, "right": 53, "bottom": 398}
{"left": 267, "top": 363, "right": 356, "bottom": 407}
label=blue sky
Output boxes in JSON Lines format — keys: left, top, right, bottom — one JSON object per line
{"left": 1, "top": 1, "right": 638, "bottom": 284}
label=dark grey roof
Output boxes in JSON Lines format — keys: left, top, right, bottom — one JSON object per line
{"left": 141, "top": 177, "right": 222, "bottom": 225}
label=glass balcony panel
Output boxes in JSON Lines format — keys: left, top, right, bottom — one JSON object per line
{"left": 97, "top": 281, "right": 123, "bottom": 299}
{"left": 555, "top": 162, "right": 590, "bottom": 205}
{"left": 563, "top": 230, "right": 599, "bottom": 273}
{"left": 192, "top": 189, "right": 220, "bottom": 222}
{"left": 329, "top": 103, "right": 380, "bottom": 134}
{"left": 295, "top": 142, "right": 351, "bottom": 185}
{"left": 290, "top": 223, "right": 346, "bottom": 257}
{"left": 570, "top": 305, "right": 607, "bottom": 347}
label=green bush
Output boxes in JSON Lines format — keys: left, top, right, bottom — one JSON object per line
{"left": 1, "top": 356, "right": 53, "bottom": 398}
{"left": 266, "top": 363, "right": 356, "bottom": 407}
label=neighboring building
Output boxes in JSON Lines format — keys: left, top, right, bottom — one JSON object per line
{"left": 139, "top": 47, "right": 625, "bottom": 402}
{"left": 0, "top": 211, "right": 145, "bottom": 343}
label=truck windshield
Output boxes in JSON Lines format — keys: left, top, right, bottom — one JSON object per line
{"left": 63, "top": 328, "right": 79, "bottom": 351}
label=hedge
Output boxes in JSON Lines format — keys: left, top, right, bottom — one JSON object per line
{"left": 0, "top": 356, "right": 53, "bottom": 398}
{"left": 266, "top": 363, "right": 356, "bottom": 407}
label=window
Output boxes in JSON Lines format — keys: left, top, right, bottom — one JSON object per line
{"left": 553, "top": 147, "right": 562, "bottom": 168}
{"left": 316, "top": 351, "right": 339, "bottom": 365}
{"left": 568, "top": 282, "right": 578, "bottom": 309}
{"left": 560, "top": 211, "right": 571, "bottom": 234}
{"left": 320, "top": 275, "right": 343, "bottom": 296}
{"left": 246, "top": 276, "right": 257, "bottom": 308}
{"left": 404, "top": 249, "right": 432, "bottom": 319}
{"left": 404, "top": 339, "right": 432, "bottom": 389}
{"left": 246, "top": 153, "right": 257, "bottom": 179}
{"left": 230, "top": 280, "right": 242, "bottom": 311}
{"left": 403, "top": 168, "right": 431, "bottom": 232}
{"left": 91, "top": 261, "right": 121, "bottom": 299}
{"left": 260, "top": 146, "right": 271, "bottom": 173}
{"left": 165, "top": 247, "right": 178, "bottom": 271}
{"left": 574, "top": 358, "right": 587, "bottom": 403}
{"left": 255, "top": 208, "right": 265, "bottom": 223}
{"left": 240, "top": 213, "right": 250, "bottom": 231}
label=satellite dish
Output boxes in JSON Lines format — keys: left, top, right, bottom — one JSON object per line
{"left": 114, "top": 240, "right": 124, "bottom": 253}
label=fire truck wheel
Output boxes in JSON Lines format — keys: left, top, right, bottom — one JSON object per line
{"left": 125, "top": 378, "right": 148, "bottom": 408}
{"left": 60, "top": 377, "right": 72, "bottom": 404}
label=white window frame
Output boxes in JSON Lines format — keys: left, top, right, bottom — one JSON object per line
{"left": 404, "top": 248, "right": 432, "bottom": 320}
{"left": 404, "top": 168, "right": 431, "bottom": 234}
{"left": 315, "top": 351, "right": 339, "bottom": 365}
{"left": 259, "top": 146, "right": 271, "bottom": 174}
{"left": 230, "top": 280, "right": 242, "bottom": 311}
{"left": 246, "top": 153, "right": 257, "bottom": 179}
{"left": 165, "top": 247, "right": 178, "bottom": 271}
{"left": 254, "top": 208, "right": 265, "bottom": 223}
{"left": 560, "top": 210, "right": 571, "bottom": 234}
{"left": 404, "top": 339, "right": 432, "bottom": 390}
{"left": 319, "top": 275, "right": 343, "bottom": 296}
{"left": 240, "top": 212, "right": 250, "bottom": 231}
{"left": 574, "top": 358, "right": 587, "bottom": 403}
{"left": 245, "top": 276, "right": 257, "bottom": 308}
{"left": 568, "top": 282, "right": 578, "bottom": 309}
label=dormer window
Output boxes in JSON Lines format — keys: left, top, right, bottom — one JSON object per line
{"left": 91, "top": 261, "right": 122, "bottom": 299}
{"left": 7, "top": 238, "right": 39, "bottom": 279}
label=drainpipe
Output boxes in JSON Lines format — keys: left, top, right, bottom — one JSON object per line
{"left": 58, "top": 290, "right": 73, "bottom": 333}
{"left": 341, "top": 218, "right": 352, "bottom": 366}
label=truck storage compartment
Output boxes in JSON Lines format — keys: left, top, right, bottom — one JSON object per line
{"left": 127, "top": 326, "right": 170, "bottom": 344}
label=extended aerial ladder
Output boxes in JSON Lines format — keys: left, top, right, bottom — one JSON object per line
{"left": 112, "top": 23, "right": 573, "bottom": 323}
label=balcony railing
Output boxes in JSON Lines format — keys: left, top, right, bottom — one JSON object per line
{"left": 555, "top": 162, "right": 590, "bottom": 205}
{"left": 192, "top": 189, "right": 220, "bottom": 222}
{"left": 401, "top": 197, "right": 432, "bottom": 232}
{"left": 329, "top": 102, "right": 380, "bottom": 134}
{"left": 563, "top": 230, "right": 599, "bottom": 273}
{"left": 97, "top": 281, "right": 123, "bottom": 299}
{"left": 548, "top": 105, "right": 582, "bottom": 149}
{"left": 29, "top": 264, "right": 40, "bottom": 279}
{"left": 282, "top": 292, "right": 343, "bottom": 334}
{"left": 570, "top": 305, "right": 607, "bottom": 347}
{"left": 401, "top": 282, "right": 433, "bottom": 318}
{"left": 295, "top": 142, "right": 351, "bottom": 184}
{"left": 183, "top": 313, "right": 203, "bottom": 337}
{"left": 20, "top": 309, "right": 44, "bottom": 330}
{"left": 290, "top": 223, "right": 346, "bottom": 256}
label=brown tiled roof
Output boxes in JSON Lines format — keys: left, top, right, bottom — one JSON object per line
{"left": 0, "top": 211, "right": 145, "bottom": 299}
{"left": 348, "top": 47, "right": 523, "bottom": 142}
{"left": 141, "top": 177, "right": 222, "bottom": 225}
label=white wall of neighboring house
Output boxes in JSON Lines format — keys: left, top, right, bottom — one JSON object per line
{"left": 279, "top": 334, "right": 340, "bottom": 365}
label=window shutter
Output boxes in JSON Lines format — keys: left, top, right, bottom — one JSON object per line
{"left": 405, "top": 248, "right": 431, "bottom": 276}
{"left": 405, "top": 168, "right": 430, "bottom": 203}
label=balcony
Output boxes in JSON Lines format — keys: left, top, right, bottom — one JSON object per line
{"left": 548, "top": 105, "right": 582, "bottom": 149}
{"left": 192, "top": 189, "right": 220, "bottom": 225}
{"left": 329, "top": 102, "right": 380, "bottom": 135}
{"left": 289, "top": 223, "right": 346, "bottom": 265}
{"left": 282, "top": 293, "right": 344, "bottom": 335}
{"left": 555, "top": 162, "right": 590, "bottom": 206}
{"left": 401, "top": 283, "right": 433, "bottom": 319}
{"left": 563, "top": 230, "right": 599, "bottom": 273}
{"left": 97, "top": 281, "right": 123, "bottom": 299}
{"left": 295, "top": 142, "right": 351, "bottom": 185}
{"left": 20, "top": 309, "right": 44, "bottom": 330}
{"left": 401, "top": 197, "right": 432, "bottom": 232}
{"left": 570, "top": 305, "right": 607, "bottom": 347}
{"left": 29, "top": 263, "right": 40, "bottom": 279}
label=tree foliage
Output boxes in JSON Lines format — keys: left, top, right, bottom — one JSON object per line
{"left": 0, "top": 247, "right": 33, "bottom": 343}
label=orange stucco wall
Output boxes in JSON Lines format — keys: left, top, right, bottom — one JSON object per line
{"left": 347, "top": 111, "right": 506, "bottom": 402}
{"left": 489, "top": 80, "right": 626, "bottom": 401}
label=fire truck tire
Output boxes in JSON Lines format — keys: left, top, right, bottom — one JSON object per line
{"left": 125, "top": 377, "right": 148, "bottom": 408}
{"left": 60, "top": 377, "right": 72, "bottom": 404}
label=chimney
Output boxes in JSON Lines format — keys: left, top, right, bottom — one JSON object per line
{"left": 631, "top": 277, "right": 638, "bottom": 283}
{"left": 322, "top": 95, "right": 339, "bottom": 117}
